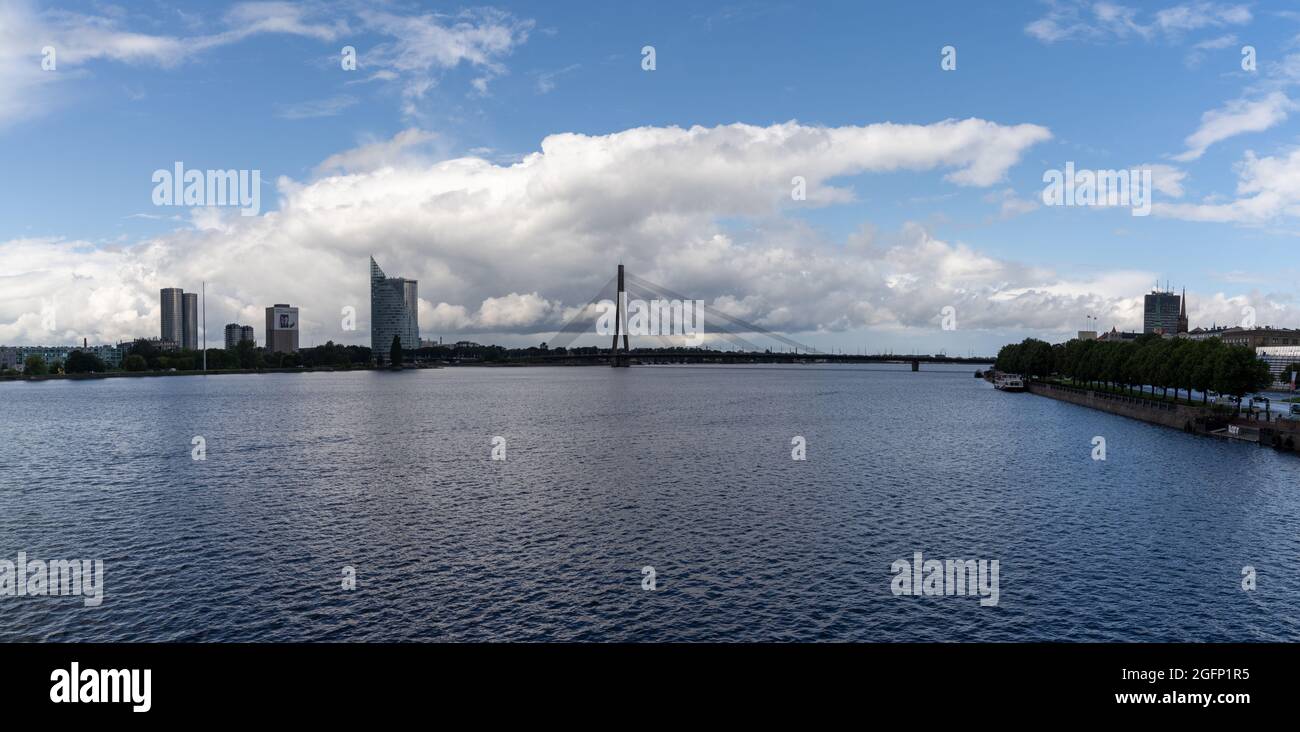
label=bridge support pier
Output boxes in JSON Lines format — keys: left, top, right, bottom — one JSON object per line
{"left": 612, "top": 263, "right": 629, "bottom": 367}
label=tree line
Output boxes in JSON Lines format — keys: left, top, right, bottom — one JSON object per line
{"left": 6, "top": 339, "right": 373, "bottom": 377}
{"left": 995, "top": 334, "right": 1278, "bottom": 403}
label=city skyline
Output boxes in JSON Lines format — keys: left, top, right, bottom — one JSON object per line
{"left": 4, "top": 1, "right": 1300, "bottom": 694}
{"left": 3, "top": 1, "right": 1300, "bottom": 355}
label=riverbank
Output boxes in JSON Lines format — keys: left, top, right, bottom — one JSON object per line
{"left": 0, "top": 364, "right": 443, "bottom": 382}
{"left": 1021, "top": 379, "right": 1300, "bottom": 456}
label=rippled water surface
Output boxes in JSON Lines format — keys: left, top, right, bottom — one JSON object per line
{"left": 2, "top": 364, "right": 1299, "bottom": 641}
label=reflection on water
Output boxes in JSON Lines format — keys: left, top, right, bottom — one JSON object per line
{"left": 1, "top": 364, "right": 1298, "bottom": 641}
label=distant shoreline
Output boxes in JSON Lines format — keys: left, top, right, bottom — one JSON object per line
{"left": 1, "top": 358, "right": 994, "bottom": 382}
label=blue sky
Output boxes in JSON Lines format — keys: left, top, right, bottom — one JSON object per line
{"left": 2, "top": 1, "right": 1299, "bottom": 353}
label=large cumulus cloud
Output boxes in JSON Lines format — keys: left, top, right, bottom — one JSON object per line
{"left": 7, "top": 117, "right": 1287, "bottom": 350}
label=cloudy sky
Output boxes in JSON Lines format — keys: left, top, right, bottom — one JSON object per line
{"left": 2, "top": 0, "right": 1300, "bottom": 355}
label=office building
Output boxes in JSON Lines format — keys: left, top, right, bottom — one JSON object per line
{"left": 370, "top": 257, "right": 420, "bottom": 365}
{"left": 1143, "top": 289, "right": 1182, "bottom": 335}
{"left": 160, "top": 288, "right": 185, "bottom": 345}
{"left": 265, "top": 304, "right": 299, "bottom": 354}
{"left": 161, "top": 287, "right": 200, "bottom": 350}
{"left": 182, "top": 292, "right": 198, "bottom": 350}
{"left": 224, "top": 323, "right": 255, "bottom": 349}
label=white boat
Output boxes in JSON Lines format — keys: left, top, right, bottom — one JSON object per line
{"left": 994, "top": 375, "right": 1026, "bottom": 392}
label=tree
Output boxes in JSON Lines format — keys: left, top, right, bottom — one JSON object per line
{"left": 390, "top": 335, "right": 403, "bottom": 368}
{"left": 236, "top": 339, "right": 256, "bottom": 369}
{"left": 204, "top": 348, "right": 230, "bottom": 370}
{"left": 1213, "top": 345, "right": 1273, "bottom": 413}
{"left": 995, "top": 342, "right": 1022, "bottom": 374}
{"left": 123, "top": 354, "right": 148, "bottom": 372}
{"left": 1191, "top": 340, "right": 1220, "bottom": 403}
{"left": 23, "top": 354, "right": 47, "bottom": 376}
{"left": 1280, "top": 362, "right": 1300, "bottom": 388}
{"left": 1022, "top": 339, "right": 1054, "bottom": 380}
{"left": 65, "top": 350, "right": 106, "bottom": 374}
{"left": 128, "top": 339, "right": 162, "bottom": 369}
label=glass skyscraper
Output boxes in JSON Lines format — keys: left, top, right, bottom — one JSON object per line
{"left": 160, "top": 288, "right": 184, "bottom": 347}
{"left": 161, "top": 287, "right": 200, "bottom": 350}
{"left": 182, "top": 292, "right": 198, "bottom": 351}
{"left": 370, "top": 257, "right": 420, "bottom": 364}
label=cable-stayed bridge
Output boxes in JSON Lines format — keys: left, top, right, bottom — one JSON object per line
{"left": 531, "top": 265, "right": 990, "bottom": 367}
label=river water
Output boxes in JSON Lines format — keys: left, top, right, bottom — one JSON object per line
{"left": 1, "top": 364, "right": 1297, "bottom": 641}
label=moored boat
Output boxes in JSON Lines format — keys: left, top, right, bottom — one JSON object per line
{"left": 993, "top": 375, "right": 1026, "bottom": 392}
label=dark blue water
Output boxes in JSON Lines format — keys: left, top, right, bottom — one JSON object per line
{"left": 2, "top": 364, "right": 1298, "bottom": 641}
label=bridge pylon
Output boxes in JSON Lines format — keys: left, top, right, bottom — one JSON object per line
{"left": 611, "top": 263, "right": 630, "bottom": 367}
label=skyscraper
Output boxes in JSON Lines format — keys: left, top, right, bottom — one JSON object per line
{"left": 224, "top": 323, "right": 255, "bottom": 349}
{"left": 182, "top": 292, "right": 198, "bottom": 351}
{"left": 1143, "top": 289, "right": 1181, "bottom": 335}
{"left": 160, "top": 288, "right": 184, "bottom": 346}
{"left": 370, "top": 257, "right": 420, "bottom": 365}
{"left": 161, "top": 287, "right": 201, "bottom": 349}
{"left": 265, "top": 304, "right": 300, "bottom": 354}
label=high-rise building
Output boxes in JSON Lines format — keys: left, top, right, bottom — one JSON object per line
{"left": 1143, "top": 289, "right": 1181, "bottom": 335}
{"left": 265, "top": 305, "right": 300, "bottom": 354}
{"left": 161, "top": 287, "right": 201, "bottom": 349}
{"left": 224, "top": 323, "right": 255, "bottom": 349}
{"left": 370, "top": 257, "right": 420, "bottom": 365}
{"left": 160, "top": 288, "right": 184, "bottom": 346}
{"left": 182, "top": 292, "right": 198, "bottom": 350}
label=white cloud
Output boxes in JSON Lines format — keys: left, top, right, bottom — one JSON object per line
{"left": 1157, "top": 147, "right": 1300, "bottom": 224}
{"left": 1174, "top": 92, "right": 1295, "bottom": 161}
{"left": 1142, "top": 163, "right": 1188, "bottom": 197}
{"left": 358, "top": 7, "right": 533, "bottom": 110}
{"left": 1184, "top": 32, "right": 1237, "bottom": 67}
{"left": 0, "top": 1, "right": 529, "bottom": 128}
{"left": 984, "top": 188, "right": 1040, "bottom": 219}
{"left": 313, "top": 128, "right": 442, "bottom": 176}
{"left": 14, "top": 118, "right": 1225, "bottom": 350}
{"left": 274, "top": 95, "right": 358, "bottom": 120}
{"left": 534, "top": 64, "right": 581, "bottom": 94}
{"left": 1154, "top": 2, "right": 1251, "bottom": 33}
{"left": 1026, "top": 1, "right": 1251, "bottom": 44}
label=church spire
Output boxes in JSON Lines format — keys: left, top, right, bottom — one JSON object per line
{"left": 1178, "top": 287, "right": 1189, "bottom": 333}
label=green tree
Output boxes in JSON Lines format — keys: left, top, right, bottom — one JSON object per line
{"left": 390, "top": 335, "right": 403, "bottom": 368}
{"left": 23, "top": 354, "right": 48, "bottom": 375}
{"left": 236, "top": 339, "right": 256, "bottom": 369}
{"left": 1213, "top": 345, "right": 1273, "bottom": 414}
{"left": 1191, "top": 339, "right": 1221, "bottom": 403}
{"left": 1280, "top": 362, "right": 1300, "bottom": 387}
{"left": 123, "top": 354, "right": 148, "bottom": 372}
{"left": 65, "top": 350, "right": 106, "bottom": 374}
{"left": 204, "top": 348, "right": 229, "bottom": 370}
{"left": 1022, "top": 338, "right": 1054, "bottom": 380}
{"left": 128, "top": 339, "right": 162, "bottom": 369}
